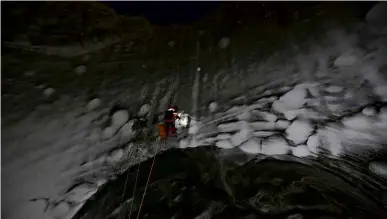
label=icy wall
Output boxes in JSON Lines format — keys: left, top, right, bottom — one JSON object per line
{"left": 2, "top": 3, "right": 387, "bottom": 219}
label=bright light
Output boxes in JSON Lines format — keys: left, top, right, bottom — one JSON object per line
{"left": 175, "top": 112, "right": 189, "bottom": 129}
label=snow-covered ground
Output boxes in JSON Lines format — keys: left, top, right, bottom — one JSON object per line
{"left": 2, "top": 3, "right": 387, "bottom": 219}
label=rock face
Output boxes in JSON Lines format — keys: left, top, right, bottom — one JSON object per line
{"left": 3, "top": 2, "right": 152, "bottom": 46}
{"left": 366, "top": 2, "right": 387, "bottom": 26}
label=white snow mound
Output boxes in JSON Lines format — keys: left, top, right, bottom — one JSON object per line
{"left": 261, "top": 137, "right": 290, "bottom": 155}
{"left": 286, "top": 120, "right": 314, "bottom": 144}
{"left": 209, "top": 102, "right": 218, "bottom": 112}
{"left": 279, "top": 87, "right": 307, "bottom": 109}
{"left": 239, "top": 138, "right": 261, "bottom": 154}
{"left": 112, "top": 110, "right": 129, "bottom": 127}
{"left": 74, "top": 65, "right": 87, "bottom": 75}
{"left": 138, "top": 104, "right": 150, "bottom": 116}
{"left": 43, "top": 88, "right": 56, "bottom": 97}
{"left": 87, "top": 98, "right": 101, "bottom": 111}
{"left": 102, "top": 126, "right": 116, "bottom": 139}
{"left": 292, "top": 145, "right": 312, "bottom": 157}
{"left": 334, "top": 53, "right": 359, "bottom": 67}
{"left": 215, "top": 140, "right": 234, "bottom": 149}
{"left": 272, "top": 86, "right": 307, "bottom": 115}
{"left": 307, "top": 135, "right": 320, "bottom": 153}
{"left": 218, "top": 37, "right": 230, "bottom": 49}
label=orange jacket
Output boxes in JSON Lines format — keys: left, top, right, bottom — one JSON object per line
{"left": 156, "top": 123, "right": 168, "bottom": 140}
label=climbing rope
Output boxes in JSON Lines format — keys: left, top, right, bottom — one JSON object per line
{"left": 135, "top": 139, "right": 162, "bottom": 219}
{"left": 119, "top": 64, "right": 178, "bottom": 219}
{"left": 115, "top": 145, "right": 137, "bottom": 219}
{"left": 127, "top": 162, "right": 141, "bottom": 218}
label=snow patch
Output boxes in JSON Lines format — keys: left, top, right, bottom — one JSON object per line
{"left": 374, "top": 86, "right": 387, "bottom": 101}
{"left": 74, "top": 65, "right": 87, "bottom": 75}
{"left": 203, "top": 74, "right": 208, "bottom": 82}
{"left": 87, "top": 98, "right": 101, "bottom": 111}
{"left": 179, "top": 139, "right": 189, "bottom": 148}
{"left": 326, "top": 85, "right": 343, "bottom": 93}
{"left": 362, "top": 107, "right": 377, "bottom": 116}
{"left": 112, "top": 110, "right": 129, "bottom": 127}
{"left": 306, "top": 135, "right": 320, "bottom": 153}
{"left": 261, "top": 137, "right": 290, "bottom": 155}
{"left": 218, "top": 37, "right": 230, "bottom": 49}
{"left": 36, "top": 84, "right": 46, "bottom": 89}
{"left": 43, "top": 88, "right": 56, "bottom": 97}
{"left": 138, "top": 104, "right": 150, "bottom": 117}
{"left": 209, "top": 102, "right": 218, "bottom": 113}
{"left": 96, "top": 178, "right": 107, "bottom": 187}
{"left": 168, "top": 40, "right": 176, "bottom": 48}
{"left": 102, "top": 126, "right": 116, "bottom": 140}
{"left": 203, "top": 137, "right": 216, "bottom": 145}
{"left": 88, "top": 128, "right": 101, "bottom": 142}
{"left": 287, "top": 214, "right": 304, "bottom": 219}
{"left": 284, "top": 109, "right": 305, "bottom": 121}
{"left": 285, "top": 120, "right": 314, "bottom": 144}
{"left": 276, "top": 120, "right": 290, "bottom": 129}
{"left": 334, "top": 52, "right": 359, "bottom": 67}
{"left": 292, "top": 145, "right": 312, "bottom": 157}
{"left": 380, "top": 107, "right": 387, "bottom": 120}
{"left": 236, "top": 111, "right": 252, "bottom": 121}
{"left": 189, "top": 120, "right": 202, "bottom": 135}
{"left": 239, "top": 138, "right": 261, "bottom": 154}
{"left": 50, "top": 202, "right": 70, "bottom": 218}
{"left": 318, "top": 127, "right": 343, "bottom": 156}
{"left": 24, "top": 71, "right": 35, "bottom": 77}
{"left": 342, "top": 115, "right": 373, "bottom": 131}
{"left": 216, "top": 133, "right": 232, "bottom": 141}
{"left": 215, "top": 140, "right": 234, "bottom": 149}
{"left": 110, "top": 149, "right": 124, "bottom": 163}
{"left": 272, "top": 87, "right": 307, "bottom": 118}
{"left": 120, "top": 120, "right": 135, "bottom": 140}
{"left": 279, "top": 87, "right": 307, "bottom": 109}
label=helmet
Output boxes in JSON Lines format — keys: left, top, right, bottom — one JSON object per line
{"left": 168, "top": 104, "right": 177, "bottom": 112}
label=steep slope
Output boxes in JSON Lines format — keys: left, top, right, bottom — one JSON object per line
{"left": 2, "top": 2, "right": 387, "bottom": 219}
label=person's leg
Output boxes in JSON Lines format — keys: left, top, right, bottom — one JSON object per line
{"left": 165, "top": 122, "right": 171, "bottom": 137}
{"left": 170, "top": 122, "right": 177, "bottom": 136}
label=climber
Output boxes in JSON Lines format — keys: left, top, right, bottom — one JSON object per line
{"left": 164, "top": 104, "right": 180, "bottom": 137}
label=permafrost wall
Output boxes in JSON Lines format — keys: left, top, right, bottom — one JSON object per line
{"left": 2, "top": 3, "right": 387, "bottom": 219}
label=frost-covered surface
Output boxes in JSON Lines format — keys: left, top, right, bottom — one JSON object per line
{"left": 3, "top": 4, "right": 387, "bottom": 219}
{"left": 3, "top": 36, "right": 121, "bottom": 57}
